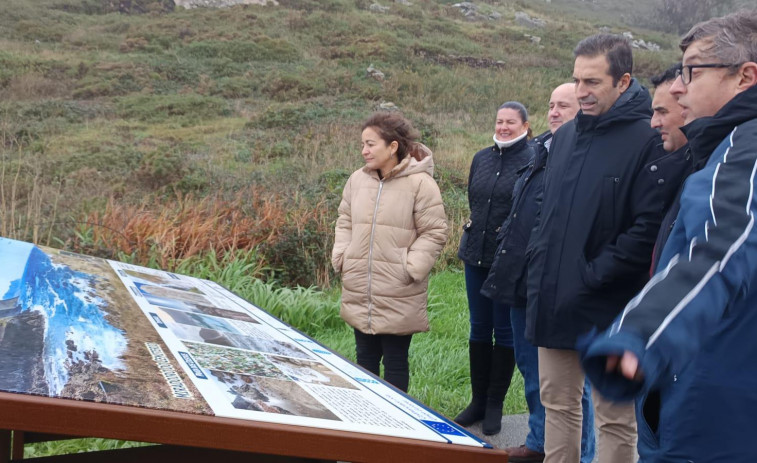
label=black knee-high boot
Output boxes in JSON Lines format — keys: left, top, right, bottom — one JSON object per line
{"left": 454, "top": 341, "right": 492, "bottom": 426}
{"left": 482, "top": 345, "right": 515, "bottom": 435}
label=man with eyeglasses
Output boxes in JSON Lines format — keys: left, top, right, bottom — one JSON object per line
{"left": 581, "top": 10, "right": 757, "bottom": 462}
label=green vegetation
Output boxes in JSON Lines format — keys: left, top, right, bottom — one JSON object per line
{"left": 1, "top": 0, "right": 722, "bottom": 456}
{"left": 0, "top": 0, "right": 684, "bottom": 286}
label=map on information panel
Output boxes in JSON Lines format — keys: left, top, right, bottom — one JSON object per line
{"left": 0, "top": 237, "right": 487, "bottom": 447}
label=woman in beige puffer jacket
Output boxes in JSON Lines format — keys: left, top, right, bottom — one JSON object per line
{"left": 332, "top": 112, "right": 448, "bottom": 391}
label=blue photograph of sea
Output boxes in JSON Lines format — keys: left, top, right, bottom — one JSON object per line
{"left": 0, "top": 237, "right": 212, "bottom": 414}
{"left": 0, "top": 237, "right": 126, "bottom": 395}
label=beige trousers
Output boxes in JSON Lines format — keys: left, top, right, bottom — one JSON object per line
{"left": 538, "top": 347, "right": 637, "bottom": 463}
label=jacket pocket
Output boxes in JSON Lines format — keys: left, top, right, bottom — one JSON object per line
{"left": 400, "top": 247, "right": 413, "bottom": 284}
{"left": 601, "top": 176, "right": 619, "bottom": 234}
{"left": 577, "top": 252, "right": 601, "bottom": 290}
{"left": 636, "top": 390, "right": 661, "bottom": 452}
{"left": 458, "top": 222, "right": 471, "bottom": 259}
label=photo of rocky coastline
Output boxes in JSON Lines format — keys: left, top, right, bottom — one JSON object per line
{"left": 0, "top": 238, "right": 212, "bottom": 415}
{"left": 210, "top": 369, "right": 340, "bottom": 421}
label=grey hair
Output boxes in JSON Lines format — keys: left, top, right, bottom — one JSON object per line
{"left": 680, "top": 10, "right": 757, "bottom": 66}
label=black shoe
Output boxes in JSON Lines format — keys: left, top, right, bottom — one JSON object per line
{"left": 481, "top": 404, "right": 502, "bottom": 435}
{"left": 454, "top": 400, "right": 486, "bottom": 426}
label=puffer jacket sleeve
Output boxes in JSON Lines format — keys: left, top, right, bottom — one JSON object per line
{"left": 406, "top": 175, "right": 449, "bottom": 281}
{"left": 332, "top": 175, "right": 353, "bottom": 273}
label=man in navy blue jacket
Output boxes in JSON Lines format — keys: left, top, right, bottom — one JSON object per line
{"left": 582, "top": 10, "right": 757, "bottom": 462}
{"left": 525, "top": 34, "right": 687, "bottom": 463}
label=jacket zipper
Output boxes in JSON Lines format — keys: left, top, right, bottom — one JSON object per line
{"left": 479, "top": 149, "right": 504, "bottom": 264}
{"left": 366, "top": 179, "right": 384, "bottom": 331}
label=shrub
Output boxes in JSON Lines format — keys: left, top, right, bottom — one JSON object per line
{"left": 116, "top": 93, "right": 230, "bottom": 122}
{"left": 259, "top": 217, "right": 335, "bottom": 288}
{"left": 252, "top": 102, "right": 333, "bottom": 129}
{"left": 69, "top": 188, "right": 336, "bottom": 288}
{"left": 0, "top": 52, "right": 70, "bottom": 90}
{"left": 180, "top": 38, "right": 300, "bottom": 63}
{"left": 73, "top": 62, "right": 152, "bottom": 99}
{"left": 261, "top": 70, "right": 327, "bottom": 101}
{"left": 137, "top": 146, "right": 186, "bottom": 189}
{"left": 211, "top": 76, "right": 257, "bottom": 99}
{"left": 266, "top": 140, "right": 294, "bottom": 159}
{"left": 12, "top": 100, "right": 105, "bottom": 124}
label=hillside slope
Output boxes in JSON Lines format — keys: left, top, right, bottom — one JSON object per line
{"left": 0, "top": 0, "right": 681, "bottom": 285}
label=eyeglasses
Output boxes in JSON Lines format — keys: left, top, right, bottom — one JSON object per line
{"left": 675, "top": 63, "right": 743, "bottom": 85}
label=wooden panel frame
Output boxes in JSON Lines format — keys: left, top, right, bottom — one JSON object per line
{"left": 0, "top": 392, "right": 507, "bottom": 462}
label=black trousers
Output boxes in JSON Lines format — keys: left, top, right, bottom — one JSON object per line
{"left": 353, "top": 328, "right": 413, "bottom": 392}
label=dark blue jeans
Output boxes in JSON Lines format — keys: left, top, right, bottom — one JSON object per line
{"left": 464, "top": 264, "right": 513, "bottom": 347}
{"left": 353, "top": 329, "right": 413, "bottom": 392}
{"left": 511, "top": 307, "right": 595, "bottom": 462}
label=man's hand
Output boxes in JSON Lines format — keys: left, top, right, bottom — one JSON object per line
{"left": 606, "top": 351, "right": 644, "bottom": 381}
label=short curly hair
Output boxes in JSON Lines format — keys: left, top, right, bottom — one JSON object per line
{"left": 361, "top": 112, "right": 420, "bottom": 162}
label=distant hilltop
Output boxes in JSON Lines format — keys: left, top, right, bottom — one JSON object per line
{"left": 174, "top": 0, "right": 278, "bottom": 8}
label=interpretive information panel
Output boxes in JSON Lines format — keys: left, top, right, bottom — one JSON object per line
{"left": 0, "top": 238, "right": 486, "bottom": 448}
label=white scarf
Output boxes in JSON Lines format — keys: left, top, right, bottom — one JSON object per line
{"left": 493, "top": 131, "right": 528, "bottom": 149}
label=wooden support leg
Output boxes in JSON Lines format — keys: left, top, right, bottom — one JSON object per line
{"left": 0, "top": 430, "right": 11, "bottom": 463}
{"left": 11, "top": 432, "right": 24, "bottom": 461}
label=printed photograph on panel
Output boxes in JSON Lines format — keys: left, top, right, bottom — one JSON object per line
{"left": 123, "top": 269, "right": 175, "bottom": 286}
{"left": 135, "top": 282, "right": 212, "bottom": 306}
{"left": 268, "top": 356, "right": 358, "bottom": 389}
{"left": 124, "top": 270, "right": 258, "bottom": 322}
{"left": 183, "top": 302, "right": 258, "bottom": 323}
{"left": 185, "top": 341, "right": 289, "bottom": 379}
{"left": 210, "top": 370, "right": 340, "bottom": 421}
{"left": 0, "top": 238, "right": 212, "bottom": 415}
{"left": 154, "top": 307, "right": 240, "bottom": 334}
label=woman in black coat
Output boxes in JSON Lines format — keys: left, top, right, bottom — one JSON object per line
{"left": 455, "top": 101, "right": 533, "bottom": 435}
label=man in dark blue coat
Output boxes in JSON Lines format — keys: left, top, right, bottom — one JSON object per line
{"left": 525, "top": 34, "right": 686, "bottom": 463}
{"left": 582, "top": 11, "right": 757, "bottom": 462}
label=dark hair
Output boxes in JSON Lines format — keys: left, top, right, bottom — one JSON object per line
{"left": 651, "top": 62, "right": 682, "bottom": 88}
{"left": 498, "top": 101, "right": 529, "bottom": 122}
{"left": 497, "top": 101, "right": 532, "bottom": 139}
{"left": 574, "top": 33, "right": 633, "bottom": 86}
{"left": 361, "top": 112, "right": 420, "bottom": 162}
{"left": 680, "top": 10, "right": 757, "bottom": 66}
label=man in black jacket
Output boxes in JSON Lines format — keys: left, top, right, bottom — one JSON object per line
{"left": 581, "top": 11, "right": 757, "bottom": 462}
{"left": 649, "top": 63, "right": 691, "bottom": 272}
{"left": 525, "top": 34, "right": 686, "bottom": 463}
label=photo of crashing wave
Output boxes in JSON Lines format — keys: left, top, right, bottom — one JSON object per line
{"left": 0, "top": 238, "right": 127, "bottom": 397}
{"left": 0, "top": 238, "right": 213, "bottom": 414}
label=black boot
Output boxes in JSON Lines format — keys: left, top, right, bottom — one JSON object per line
{"left": 482, "top": 345, "right": 515, "bottom": 435}
{"left": 454, "top": 341, "right": 492, "bottom": 426}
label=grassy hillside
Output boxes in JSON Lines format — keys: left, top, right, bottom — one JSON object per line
{"left": 0, "top": 0, "right": 706, "bottom": 455}
{"left": 0, "top": 0, "right": 681, "bottom": 288}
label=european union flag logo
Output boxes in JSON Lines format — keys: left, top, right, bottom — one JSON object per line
{"left": 422, "top": 420, "right": 465, "bottom": 436}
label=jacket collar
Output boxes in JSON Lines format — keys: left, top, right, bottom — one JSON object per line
{"left": 574, "top": 78, "right": 652, "bottom": 133}
{"left": 491, "top": 135, "right": 529, "bottom": 154}
{"left": 680, "top": 85, "right": 757, "bottom": 170}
